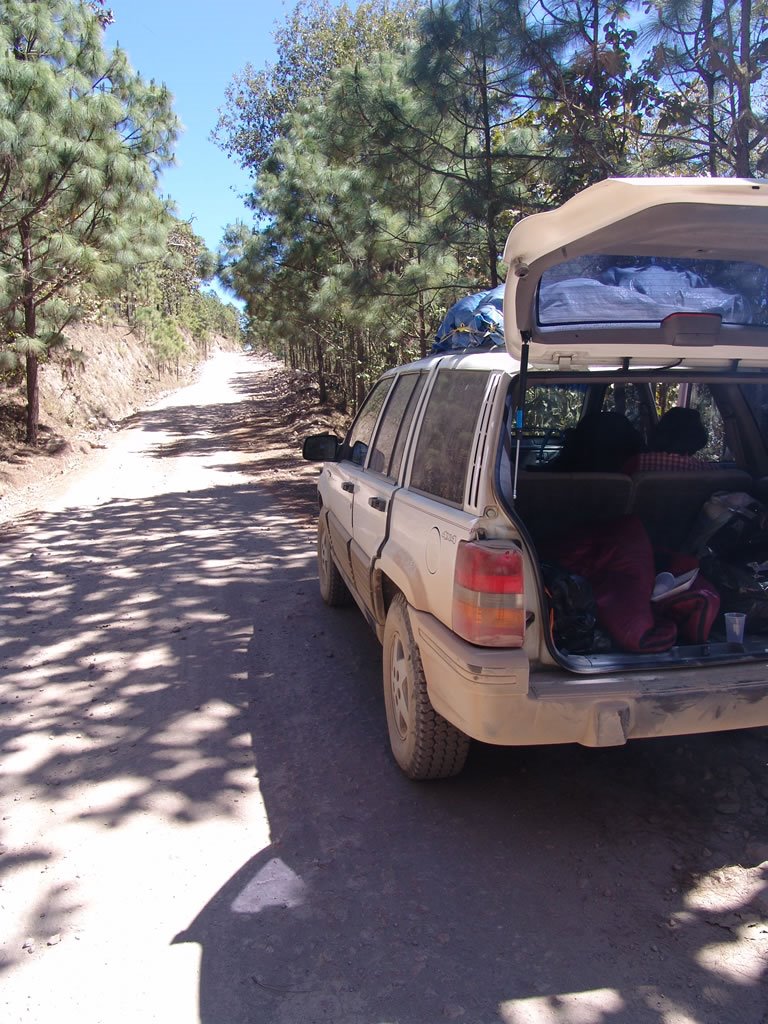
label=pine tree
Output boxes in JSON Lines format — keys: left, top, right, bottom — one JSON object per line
{"left": 516, "top": 0, "right": 666, "bottom": 201}
{"left": 0, "top": 0, "right": 178, "bottom": 443}
{"left": 645, "top": 0, "right": 768, "bottom": 176}
{"left": 213, "top": 0, "right": 420, "bottom": 178}
{"left": 409, "top": 0, "right": 537, "bottom": 285}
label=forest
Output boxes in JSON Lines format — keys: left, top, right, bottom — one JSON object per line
{"left": 214, "top": 0, "right": 768, "bottom": 412}
{"left": 0, "top": 0, "right": 241, "bottom": 444}
{"left": 3, "top": 0, "right": 768, "bottom": 439}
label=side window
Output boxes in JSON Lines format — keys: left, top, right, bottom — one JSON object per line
{"left": 688, "top": 384, "right": 729, "bottom": 462}
{"left": 410, "top": 370, "right": 490, "bottom": 504}
{"left": 346, "top": 378, "right": 394, "bottom": 466}
{"left": 368, "top": 373, "right": 425, "bottom": 479}
{"left": 390, "top": 375, "right": 427, "bottom": 480}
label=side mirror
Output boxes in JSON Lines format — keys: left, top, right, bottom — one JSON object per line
{"left": 302, "top": 433, "right": 341, "bottom": 462}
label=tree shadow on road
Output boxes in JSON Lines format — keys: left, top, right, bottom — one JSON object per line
{"left": 1, "top": 355, "right": 766, "bottom": 1020}
{"left": 126, "top": 362, "right": 340, "bottom": 471}
{"left": 174, "top": 569, "right": 768, "bottom": 1024}
{"left": 0, "top": 358, "right": 324, "bottom": 976}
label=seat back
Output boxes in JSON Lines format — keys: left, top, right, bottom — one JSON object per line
{"left": 513, "top": 472, "right": 633, "bottom": 543}
{"left": 629, "top": 469, "right": 753, "bottom": 550}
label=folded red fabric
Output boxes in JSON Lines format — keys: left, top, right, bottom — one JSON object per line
{"left": 548, "top": 515, "right": 676, "bottom": 652}
{"left": 546, "top": 516, "right": 719, "bottom": 652}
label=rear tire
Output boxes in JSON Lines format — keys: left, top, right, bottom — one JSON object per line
{"left": 382, "top": 594, "right": 470, "bottom": 780}
{"left": 317, "top": 517, "right": 352, "bottom": 607}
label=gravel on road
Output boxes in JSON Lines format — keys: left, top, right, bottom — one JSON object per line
{"left": 1, "top": 351, "right": 767, "bottom": 1024}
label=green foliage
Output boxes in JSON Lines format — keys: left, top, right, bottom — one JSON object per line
{"left": 0, "top": 0, "right": 178, "bottom": 441}
{"left": 408, "top": 0, "right": 541, "bottom": 284}
{"left": 644, "top": 0, "right": 768, "bottom": 176}
{"left": 525, "top": 383, "right": 586, "bottom": 434}
{"left": 520, "top": 0, "right": 667, "bottom": 202}
{"left": 224, "top": 47, "right": 479, "bottom": 408}
{"left": 133, "top": 305, "right": 186, "bottom": 375}
{"left": 215, "top": 0, "right": 768, "bottom": 412}
{"left": 112, "top": 213, "right": 242, "bottom": 367}
{"left": 156, "top": 221, "right": 212, "bottom": 316}
{"left": 213, "top": 0, "right": 421, "bottom": 176}
{"left": 216, "top": 0, "right": 543, "bottom": 407}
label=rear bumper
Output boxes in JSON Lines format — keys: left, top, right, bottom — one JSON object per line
{"left": 409, "top": 606, "right": 768, "bottom": 746}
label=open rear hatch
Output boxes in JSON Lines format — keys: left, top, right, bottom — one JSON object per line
{"left": 501, "top": 178, "right": 768, "bottom": 672}
{"left": 503, "top": 177, "right": 768, "bottom": 370}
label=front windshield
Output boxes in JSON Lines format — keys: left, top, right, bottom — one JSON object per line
{"left": 538, "top": 256, "right": 768, "bottom": 328}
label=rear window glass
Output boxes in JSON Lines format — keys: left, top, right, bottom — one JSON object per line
{"left": 602, "top": 382, "right": 654, "bottom": 443}
{"left": 519, "top": 380, "right": 732, "bottom": 468}
{"left": 680, "top": 385, "right": 728, "bottom": 462}
{"left": 519, "top": 383, "right": 588, "bottom": 467}
{"left": 410, "top": 370, "right": 490, "bottom": 504}
{"left": 538, "top": 256, "right": 768, "bottom": 327}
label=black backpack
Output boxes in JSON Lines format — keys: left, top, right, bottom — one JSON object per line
{"left": 541, "top": 563, "right": 610, "bottom": 654}
{"left": 689, "top": 492, "right": 768, "bottom": 633}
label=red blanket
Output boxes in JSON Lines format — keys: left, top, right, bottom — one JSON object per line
{"left": 547, "top": 515, "right": 719, "bottom": 653}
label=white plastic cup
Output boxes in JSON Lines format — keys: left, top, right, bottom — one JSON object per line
{"left": 725, "top": 612, "right": 746, "bottom": 645}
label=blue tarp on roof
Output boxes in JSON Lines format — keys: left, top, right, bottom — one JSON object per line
{"left": 538, "top": 259, "right": 762, "bottom": 326}
{"left": 432, "top": 284, "right": 505, "bottom": 352}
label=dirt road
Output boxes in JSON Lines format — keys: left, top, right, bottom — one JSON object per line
{"left": 1, "top": 351, "right": 767, "bottom": 1024}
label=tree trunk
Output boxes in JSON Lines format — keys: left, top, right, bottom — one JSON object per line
{"left": 25, "top": 353, "right": 39, "bottom": 446}
{"left": 314, "top": 333, "right": 327, "bottom": 404}
{"left": 700, "top": 0, "right": 720, "bottom": 176}
{"left": 478, "top": 45, "right": 498, "bottom": 287}
{"left": 734, "top": 0, "right": 753, "bottom": 176}
{"left": 20, "top": 217, "right": 39, "bottom": 445}
{"left": 417, "top": 291, "right": 428, "bottom": 359}
{"left": 355, "top": 329, "right": 366, "bottom": 413}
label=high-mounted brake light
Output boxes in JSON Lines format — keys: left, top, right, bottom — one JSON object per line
{"left": 453, "top": 540, "right": 525, "bottom": 647}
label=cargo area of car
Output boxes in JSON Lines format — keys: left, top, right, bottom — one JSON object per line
{"left": 497, "top": 371, "right": 768, "bottom": 673}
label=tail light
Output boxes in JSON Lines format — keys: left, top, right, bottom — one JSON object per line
{"left": 453, "top": 539, "right": 525, "bottom": 647}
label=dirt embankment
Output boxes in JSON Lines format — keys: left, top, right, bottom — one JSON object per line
{"left": 0, "top": 323, "right": 348, "bottom": 524}
{"left": 0, "top": 320, "right": 240, "bottom": 518}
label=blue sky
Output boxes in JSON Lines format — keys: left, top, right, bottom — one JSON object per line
{"left": 104, "top": 0, "right": 287, "bottom": 256}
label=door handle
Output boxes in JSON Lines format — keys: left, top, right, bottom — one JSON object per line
{"left": 341, "top": 482, "right": 355, "bottom": 493}
{"left": 368, "top": 496, "right": 387, "bottom": 512}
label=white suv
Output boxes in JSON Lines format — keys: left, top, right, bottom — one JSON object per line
{"left": 303, "top": 178, "right": 768, "bottom": 779}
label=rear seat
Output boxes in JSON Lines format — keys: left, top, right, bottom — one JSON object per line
{"left": 512, "top": 468, "right": 754, "bottom": 551}
{"left": 513, "top": 472, "right": 633, "bottom": 543}
{"left": 629, "top": 469, "right": 753, "bottom": 550}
